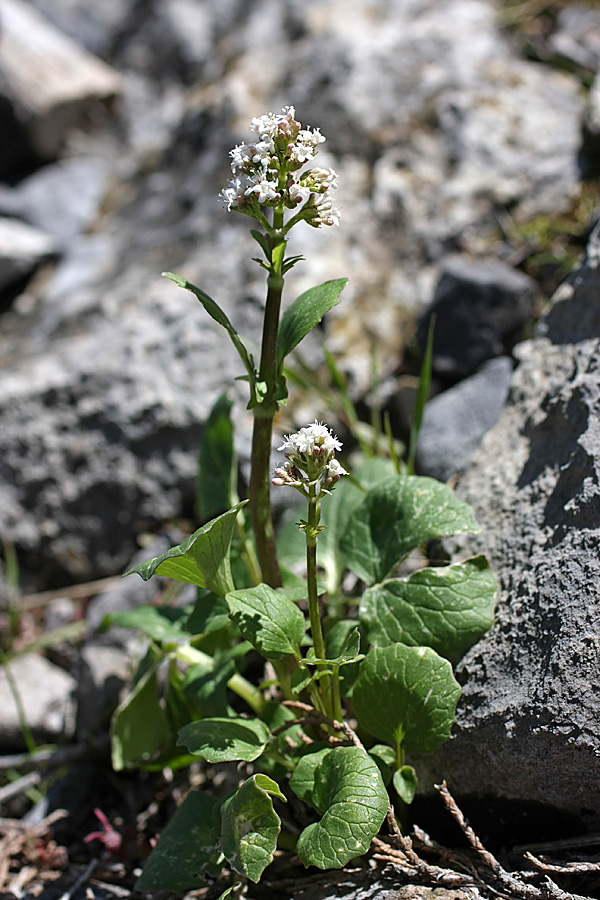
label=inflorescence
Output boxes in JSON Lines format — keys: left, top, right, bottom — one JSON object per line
{"left": 220, "top": 106, "right": 340, "bottom": 228}
{"left": 273, "top": 421, "right": 348, "bottom": 496}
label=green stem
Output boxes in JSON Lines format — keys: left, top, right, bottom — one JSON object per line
{"left": 306, "top": 487, "right": 332, "bottom": 715}
{"left": 227, "top": 672, "right": 268, "bottom": 717}
{"left": 249, "top": 210, "right": 286, "bottom": 589}
{"left": 331, "top": 664, "right": 343, "bottom": 723}
{"left": 250, "top": 416, "right": 281, "bottom": 588}
{"left": 306, "top": 490, "right": 326, "bottom": 660}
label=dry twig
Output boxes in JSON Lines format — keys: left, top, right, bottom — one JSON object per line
{"left": 525, "top": 852, "right": 600, "bottom": 875}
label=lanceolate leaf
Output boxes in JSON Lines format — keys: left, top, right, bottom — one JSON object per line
{"left": 163, "top": 273, "right": 257, "bottom": 389}
{"left": 197, "top": 392, "right": 236, "bottom": 521}
{"left": 360, "top": 556, "right": 497, "bottom": 656}
{"left": 220, "top": 774, "right": 285, "bottom": 882}
{"left": 178, "top": 716, "right": 270, "bottom": 763}
{"left": 352, "top": 644, "right": 461, "bottom": 755}
{"left": 276, "top": 278, "right": 348, "bottom": 366}
{"left": 136, "top": 792, "right": 223, "bottom": 891}
{"left": 340, "top": 475, "right": 481, "bottom": 585}
{"left": 294, "top": 747, "right": 388, "bottom": 869}
{"left": 124, "top": 502, "right": 248, "bottom": 597}
{"left": 225, "top": 584, "right": 305, "bottom": 659}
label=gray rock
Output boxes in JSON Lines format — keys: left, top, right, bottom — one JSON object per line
{"left": 0, "top": 157, "right": 111, "bottom": 244}
{"left": 85, "top": 536, "right": 172, "bottom": 634}
{"left": 550, "top": 3, "right": 600, "bottom": 73}
{"left": 416, "top": 356, "right": 513, "bottom": 482}
{"left": 0, "top": 0, "right": 586, "bottom": 585}
{"left": 418, "top": 256, "right": 537, "bottom": 380}
{"left": 0, "top": 216, "right": 56, "bottom": 292}
{"left": 421, "top": 222, "right": 600, "bottom": 830}
{"left": 0, "top": 274, "right": 249, "bottom": 585}
{"left": 75, "top": 641, "right": 131, "bottom": 739}
{"left": 0, "top": 653, "right": 76, "bottom": 750}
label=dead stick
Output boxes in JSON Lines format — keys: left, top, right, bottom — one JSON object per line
{"left": 525, "top": 851, "right": 600, "bottom": 874}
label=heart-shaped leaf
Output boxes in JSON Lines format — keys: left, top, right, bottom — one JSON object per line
{"left": 136, "top": 792, "right": 223, "bottom": 891}
{"left": 276, "top": 279, "right": 347, "bottom": 366}
{"left": 294, "top": 747, "right": 388, "bottom": 869}
{"left": 340, "top": 475, "right": 481, "bottom": 585}
{"left": 352, "top": 644, "right": 461, "bottom": 754}
{"left": 163, "top": 273, "right": 258, "bottom": 398}
{"left": 220, "top": 774, "right": 285, "bottom": 882}
{"left": 178, "top": 717, "right": 270, "bottom": 763}
{"left": 360, "top": 556, "right": 497, "bottom": 656}
{"left": 225, "top": 584, "right": 305, "bottom": 659}
{"left": 124, "top": 502, "right": 247, "bottom": 597}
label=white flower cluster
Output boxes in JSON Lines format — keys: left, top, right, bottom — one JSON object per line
{"left": 220, "top": 106, "right": 340, "bottom": 227}
{"left": 273, "top": 421, "right": 348, "bottom": 494}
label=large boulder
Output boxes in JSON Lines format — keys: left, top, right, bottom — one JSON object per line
{"left": 422, "top": 222, "right": 600, "bottom": 831}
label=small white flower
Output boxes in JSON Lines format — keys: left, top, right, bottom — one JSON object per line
{"left": 313, "top": 195, "right": 340, "bottom": 227}
{"left": 274, "top": 421, "right": 347, "bottom": 493}
{"left": 278, "top": 421, "right": 342, "bottom": 458}
{"left": 245, "top": 177, "right": 280, "bottom": 204}
{"left": 220, "top": 107, "right": 339, "bottom": 225}
{"left": 327, "top": 458, "right": 348, "bottom": 479}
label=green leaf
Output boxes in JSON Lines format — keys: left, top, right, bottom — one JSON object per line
{"left": 368, "top": 744, "right": 395, "bottom": 787}
{"left": 163, "top": 273, "right": 257, "bottom": 392}
{"left": 289, "top": 747, "right": 333, "bottom": 806}
{"left": 197, "top": 393, "right": 236, "bottom": 521}
{"left": 250, "top": 229, "right": 272, "bottom": 259}
{"left": 305, "top": 626, "right": 361, "bottom": 666}
{"left": 225, "top": 584, "right": 305, "bottom": 660}
{"left": 187, "top": 592, "right": 231, "bottom": 635}
{"left": 136, "top": 792, "right": 223, "bottom": 891}
{"left": 319, "top": 458, "right": 397, "bottom": 594}
{"left": 276, "top": 279, "right": 348, "bottom": 367}
{"left": 295, "top": 747, "right": 388, "bottom": 869}
{"left": 352, "top": 644, "right": 461, "bottom": 755}
{"left": 111, "top": 666, "right": 170, "bottom": 770}
{"left": 178, "top": 716, "right": 270, "bottom": 763}
{"left": 220, "top": 774, "right": 285, "bottom": 882}
{"left": 340, "top": 475, "right": 481, "bottom": 585}
{"left": 394, "top": 765, "right": 418, "bottom": 805}
{"left": 360, "top": 556, "right": 497, "bottom": 656}
{"left": 124, "top": 502, "right": 247, "bottom": 597}
{"left": 183, "top": 656, "right": 234, "bottom": 719}
{"left": 103, "top": 605, "right": 192, "bottom": 643}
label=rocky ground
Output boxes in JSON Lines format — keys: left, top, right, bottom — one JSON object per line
{"left": 1, "top": 0, "right": 600, "bottom": 898}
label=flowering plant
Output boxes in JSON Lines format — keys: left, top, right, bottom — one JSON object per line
{"left": 107, "top": 108, "right": 496, "bottom": 896}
